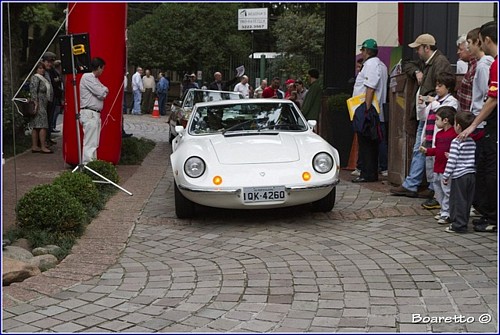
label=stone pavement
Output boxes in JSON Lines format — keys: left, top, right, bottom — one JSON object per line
{"left": 2, "top": 114, "right": 498, "bottom": 332}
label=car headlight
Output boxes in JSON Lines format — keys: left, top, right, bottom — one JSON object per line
{"left": 184, "top": 156, "right": 206, "bottom": 178}
{"left": 313, "top": 152, "right": 333, "bottom": 174}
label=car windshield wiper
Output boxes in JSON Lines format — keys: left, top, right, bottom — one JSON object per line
{"left": 258, "top": 123, "right": 301, "bottom": 131}
{"left": 222, "top": 117, "right": 269, "bottom": 134}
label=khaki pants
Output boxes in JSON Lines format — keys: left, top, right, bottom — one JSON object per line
{"left": 79, "top": 109, "right": 101, "bottom": 164}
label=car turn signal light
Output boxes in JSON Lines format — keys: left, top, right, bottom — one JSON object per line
{"left": 213, "top": 176, "right": 223, "bottom": 185}
{"left": 302, "top": 172, "right": 311, "bottom": 181}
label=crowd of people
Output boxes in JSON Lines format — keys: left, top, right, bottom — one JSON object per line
{"left": 384, "top": 21, "right": 497, "bottom": 234}
{"left": 123, "top": 63, "right": 326, "bottom": 125}
{"left": 127, "top": 67, "right": 171, "bottom": 116}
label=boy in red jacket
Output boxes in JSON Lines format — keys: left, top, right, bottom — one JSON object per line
{"left": 419, "top": 106, "right": 457, "bottom": 224}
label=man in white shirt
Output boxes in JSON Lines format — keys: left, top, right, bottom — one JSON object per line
{"left": 79, "top": 57, "right": 108, "bottom": 164}
{"left": 131, "top": 67, "right": 143, "bottom": 115}
{"left": 253, "top": 79, "right": 267, "bottom": 98}
{"left": 234, "top": 75, "right": 250, "bottom": 98}
{"left": 351, "top": 38, "right": 388, "bottom": 183}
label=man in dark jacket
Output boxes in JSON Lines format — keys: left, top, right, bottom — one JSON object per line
{"left": 391, "top": 33, "right": 453, "bottom": 198}
{"left": 301, "top": 68, "right": 322, "bottom": 121}
{"left": 208, "top": 72, "right": 239, "bottom": 91}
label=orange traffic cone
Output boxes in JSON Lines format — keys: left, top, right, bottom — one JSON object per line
{"left": 344, "top": 133, "right": 359, "bottom": 170}
{"left": 152, "top": 98, "right": 160, "bottom": 118}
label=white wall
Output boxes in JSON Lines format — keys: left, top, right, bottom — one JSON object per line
{"left": 458, "top": 2, "right": 496, "bottom": 36}
{"left": 357, "top": 3, "right": 399, "bottom": 52}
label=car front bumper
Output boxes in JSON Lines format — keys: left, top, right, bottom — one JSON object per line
{"left": 177, "top": 180, "right": 340, "bottom": 209}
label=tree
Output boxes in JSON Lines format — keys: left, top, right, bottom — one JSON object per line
{"left": 268, "top": 11, "right": 325, "bottom": 80}
{"left": 127, "top": 3, "right": 251, "bottom": 72}
{"left": 272, "top": 11, "right": 324, "bottom": 57}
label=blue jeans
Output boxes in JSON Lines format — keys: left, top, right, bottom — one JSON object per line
{"left": 132, "top": 89, "right": 142, "bottom": 114}
{"left": 158, "top": 92, "right": 166, "bottom": 115}
{"left": 402, "top": 121, "right": 426, "bottom": 192}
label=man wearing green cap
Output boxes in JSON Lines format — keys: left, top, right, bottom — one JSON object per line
{"left": 351, "top": 38, "right": 388, "bottom": 183}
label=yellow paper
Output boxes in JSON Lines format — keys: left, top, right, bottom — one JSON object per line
{"left": 346, "top": 93, "right": 380, "bottom": 121}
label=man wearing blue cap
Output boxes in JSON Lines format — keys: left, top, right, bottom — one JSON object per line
{"left": 351, "top": 38, "right": 388, "bottom": 183}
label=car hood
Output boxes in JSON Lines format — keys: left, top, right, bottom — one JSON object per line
{"left": 210, "top": 133, "right": 300, "bottom": 164}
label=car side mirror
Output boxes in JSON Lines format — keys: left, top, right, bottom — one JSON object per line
{"left": 175, "top": 125, "right": 185, "bottom": 135}
{"left": 307, "top": 120, "right": 317, "bottom": 128}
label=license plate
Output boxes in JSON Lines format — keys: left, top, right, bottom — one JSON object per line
{"left": 242, "top": 186, "right": 286, "bottom": 203}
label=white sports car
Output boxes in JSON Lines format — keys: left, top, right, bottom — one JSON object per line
{"left": 170, "top": 99, "right": 340, "bottom": 218}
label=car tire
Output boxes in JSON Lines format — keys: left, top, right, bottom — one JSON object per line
{"left": 174, "top": 181, "right": 195, "bottom": 218}
{"left": 169, "top": 129, "right": 175, "bottom": 143}
{"left": 311, "top": 187, "right": 336, "bottom": 212}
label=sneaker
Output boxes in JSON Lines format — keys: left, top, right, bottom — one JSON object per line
{"left": 472, "top": 217, "right": 488, "bottom": 226}
{"left": 380, "top": 170, "right": 388, "bottom": 177}
{"left": 473, "top": 224, "right": 497, "bottom": 233}
{"left": 437, "top": 216, "right": 451, "bottom": 224}
{"left": 469, "top": 207, "right": 480, "bottom": 217}
{"left": 422, "top": 198, "right": 441, "bottom": 210}
{"left": 351, "top": 169, "right": 361, "bottom": 176}
{"left": 390, "top": 186, "right": 418, "bottom": 198}
{"left": 434, "top": 213, "right": 442, "bottom": 220}
{"left": 445, "top": 224, "right": 466, "bottom": 233}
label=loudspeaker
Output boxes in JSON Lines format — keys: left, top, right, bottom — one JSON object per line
{"left": 59, "top": 33, "right": 91, "bottom": 74}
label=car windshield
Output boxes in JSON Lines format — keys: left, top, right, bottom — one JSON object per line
{"left": 189, "top": 102, "right": 308, "bottom": 135}
{"left": 184, "top": 90, "right": 243, "bottom": 108}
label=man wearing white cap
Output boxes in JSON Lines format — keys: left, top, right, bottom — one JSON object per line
{"left": 391, "top": 33, "right": 452, "bottom": 198}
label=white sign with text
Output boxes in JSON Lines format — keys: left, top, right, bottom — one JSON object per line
{"left": 238, "top": 8, "right": 268, "bottom": 30}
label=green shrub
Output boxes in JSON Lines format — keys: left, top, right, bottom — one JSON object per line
{"left": 52, "top": 171, "right": 102, "bottom": 216}
{"left": 83, "top": 160, "right": 119, "bottom": 194}
{"left": 16, "top": 184, "right": 87, "bottom": 235}
{"left": 120, "top": 137, "right": 156, "bottom": 165}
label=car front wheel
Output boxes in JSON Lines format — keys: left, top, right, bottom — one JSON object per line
{"left": 174, "top": 181, "right": 195, "bottom": 218}
{"left": 311, "top": 187, "right": 336, "bottom": 212}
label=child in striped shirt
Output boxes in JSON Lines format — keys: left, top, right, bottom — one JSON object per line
{"left": 443, "top": 112, "right": 477, "bottom": 233}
